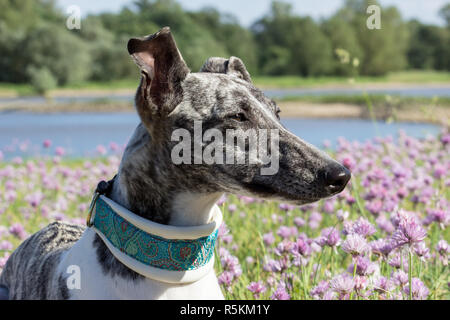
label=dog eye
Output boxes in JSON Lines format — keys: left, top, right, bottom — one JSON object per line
{"left": 229, "top": 113, "right": 248, "bottom": 122}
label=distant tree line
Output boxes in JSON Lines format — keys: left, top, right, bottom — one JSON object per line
{"left": 0, "top": 0, "right": 448, "bottom": 91}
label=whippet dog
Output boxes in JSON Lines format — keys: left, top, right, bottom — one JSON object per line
{"left": 0, "top": 27, "right": 350, "bottom": 300}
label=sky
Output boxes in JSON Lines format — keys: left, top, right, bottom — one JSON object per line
{"left": 56, "top": 0, "right": 449, "bottom": 26}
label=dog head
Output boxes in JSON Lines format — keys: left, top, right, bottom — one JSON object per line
{"left": 126, "top": 27, "right": 350, "bottom": 208}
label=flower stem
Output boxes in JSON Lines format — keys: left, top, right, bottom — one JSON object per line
{"left": 350, "top": 258, "right": 357, "bottom": 300}
{"left": 408, "top": 249, "right": 413, "bottom": 300}
{"left": 330, "top": 246, "right": 335, "bottom": 274}
{"left": 302, "top": 266, "right": 308, "bottom": 300}
{"left": 313, "top": 250, "right": 324, "bottom": 285}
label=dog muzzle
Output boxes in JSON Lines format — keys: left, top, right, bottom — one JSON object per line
{"left": 86, "top": 192, "right": 222, "bottom": 284}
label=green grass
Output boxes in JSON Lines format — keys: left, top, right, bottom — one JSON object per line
{"left": 277, "top": 94, "right": 450, "bottom": 108}
{"left": 0, "top": 83, "right": 34, "bottom": 96}
{"left": 60, "top": 78, "right": 140, "bottom": 91}
{"left": 385, "top": 70, "right": 450, "bottom": 83}
{"left": 0, "top": 70, "right": 449, "bottom": 97}
{"left": 253, "top": 70, "right": 450, "bottom": 88}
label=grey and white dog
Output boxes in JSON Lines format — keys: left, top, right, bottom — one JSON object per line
{"left": 0, "top": 27, "right": 350, "bottom": 300}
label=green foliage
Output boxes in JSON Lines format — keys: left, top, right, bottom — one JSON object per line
{"left": 252, "top": 2, "right": 333, "bottom": 76}
{"left": 322, "top": 17, "right": 363, "bottom": 76}
{"left": 0, "top": 0, "right": 448, "bottom": 90}
{"left": 337, "top": 0, "right": 410, "bottom": 76}
{"left": 189, "top": 8, "right": 258, "bottom": 74}
{"left": 408, "top": 21, "right": 450, "bottom": 71}
{"left": 21, "top": 23, "right": 92, "bottom": 85}
{"left": 27, "top": 66, "right": 57, "bottom": 95}
{"left": 78, "top": 17, "right": 137, "bottom": 81}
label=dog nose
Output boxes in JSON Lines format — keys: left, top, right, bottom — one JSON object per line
{"left": 323, "top": 164, "right": 351, "bottom": 192}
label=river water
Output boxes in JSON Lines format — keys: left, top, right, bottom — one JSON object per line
{"left": 0, "top": 113, "right": 440, "bottom": 158}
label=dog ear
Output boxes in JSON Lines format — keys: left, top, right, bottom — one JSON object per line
{"left": 128, "top": 27, "right": 190, "bottom": 117}
{"left": 200, "top": 56, "right": 252, "bottom": 83}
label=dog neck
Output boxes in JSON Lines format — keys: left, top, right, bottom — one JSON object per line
{"left": 108, "top": 123, "right": 223, "bottom": 227}
{"left": 110, "top": 180, "right": 222, "bottom": 227}
{"left": 109, "top": 166, "right": 223, "bottom": 228}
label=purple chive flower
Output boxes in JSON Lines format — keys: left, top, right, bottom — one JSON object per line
{"left": 216, "top": 195, "right": 226, "bottom": 206}
{"left": 351, "top": 217, "right": 376, "bottom": 238}
{"left": 275, "top": 240, "right": 296, "bottom": 256}
{"left": 433, "top": 164, "right": 446, "bottom": 179}
{"left": 43, "top": 139, "right": 52, "bottom": 148}
{"left": 245, "top": 256, "right": 255, "bottom": 265}
{"left": 25, "top": 192, "right": 44, "bottom": 208}
{"left": 247, "top": 281, "right": 267, "bottom": 298}
{"left": 55, "top": 147, "right": 65, "bottom": 156}
{"left": 436, "top": 240, "right": 449, "bottom": 255}
{"left": 227, "top": 204, "right": 237, "bottom": 213}
{"left": 354, "top": 275, "right": 369, "bottom": 294}
{"left": 9, "top": 223, "right": 27, "bottom": 240}
{"left": 403, "top": 278, "right": 429, "bottom": 300}
{"left": 376, "top": 214, "right": 395, "bottom": 234}
{"left": 322, "top": 290, "right": 337, "bottom": 300}
{"left": 373, "top": 276, "right": 394, "bottom": 294}
{"left": 342, "top": 234, "right": 369, "bottom": 257}
{"left": 0, "top": 240, "right": 13, "bottom": 251}
{"left": 308, "top": 212, "right": 322, "bottom": 229}
{"left": 310, "top": 280, "right": 330, "bottom": 299}
{"left": 342, "top": 156, "right": 356, "bottom": 171}
{"left": 319, "top": 227, "right": 340, "bottom": 247}
{"left": 12, "top": 157, "right": 23, "bottom": 165}
{"left": 5, "top": 190, "right": 17, "bottom": 203}
{"left": 323, "top": 199, "right": 335, "bottom": 214}
{"left": 370, "top": 238, "right": 393, "bottom": 257}
{"left": 330, "top": 274, "right": 354, "bottom": 299}
{"left": 441, "top": 133, "right": 450, "bottom": 145}
{"left": 240, "top": 196, "right": 255, "bottom": 205}
{"left": 96, "top": 145, "right": 107, "bottom": 155}
{"left": 365, "top": 199, "right": 383, "bottom": 216}
{"left": 277, "top": 226, "right": 297, "bottom": 239}
{"left": 436, "top": 240, "right": 449, "bottom": 265}
{"left": 413, "top": 242, "right": 431, "bottom": 261}
{"left": 347, "top": 256, "right": 377, "bottom": 276}
{"left": 263, "top": 232, "right": 275, "bottom": 246}
{"left": 218, "top": 223, "right": 230, "bottom": 239}
{"left": 270, "top": 286, "right": 290, "bottom": 300}
{"left": 336, "top": 209, "right": 349, "bottom": 221}
{"left": 264, "top": 259, "right": 282, "bottom": 273}
{"left": 109, "top": 142, "right": 119, "bottom": 152}
{"left": 219, "top": 248, "right": 242, "bottom": 278}
{"left": 293, "top": 237, "right": 311, "bottom": 257}
{"left": 346, "top": 195, "right": 356, "bottom": 205}
{"left": 425, "top": 208, "right": 449, "bottom": 227}
{"left": 279, "top": 203, "right": 295, "bottom": 212}
{"left": 391, "top": 210, "right": 427, "bottom": 248}
{"left": 294, "top": 217, "right": 305, "bottom": 227}
{"left": 218, "top": 271, "right": 234, "bottom": 286}
{"left": 222, "top": 234, "right": 233, "bottom": 244}
{"left": 392, "top": 270, "right": 409, "bottom": 287}
{"left": 388, "top": 252, "right": 407, "bottom": 270}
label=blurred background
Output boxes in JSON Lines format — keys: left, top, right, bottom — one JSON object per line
{"left": 0, "top": 0, "right": 449, "bottom": 157}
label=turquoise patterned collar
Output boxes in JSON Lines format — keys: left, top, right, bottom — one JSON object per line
{"left": 88, "top": 195, "right": 222, "bottom": 284}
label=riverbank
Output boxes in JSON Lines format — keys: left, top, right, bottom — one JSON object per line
{"left": 1, "top": 99, "right": 448, "bottom": 125}
{"left": 1, "top": 70, "right": 449, "bottom": 98}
